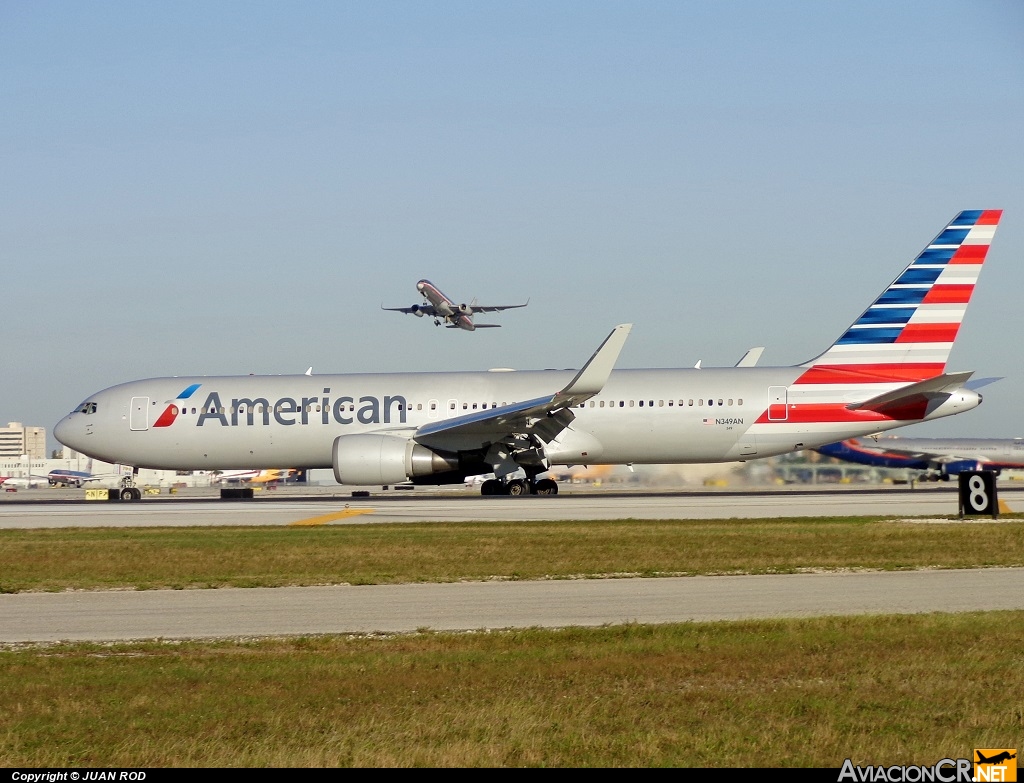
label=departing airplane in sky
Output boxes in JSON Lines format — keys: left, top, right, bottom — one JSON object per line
{"left": 816, "top": 435, "right": 1024, "bottom": 481}
{"left": 55, "top": 210, "right": 1001, "bottom": 499}
{"left": 382, "top": 278, "right": 528, "bottom": 331}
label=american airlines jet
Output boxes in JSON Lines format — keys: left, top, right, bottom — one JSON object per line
{"left": 382, "top": 279, "right": 528, "bottom": 331}
{"left": 55, "top": 211, "right": 1001, "bottom": 499}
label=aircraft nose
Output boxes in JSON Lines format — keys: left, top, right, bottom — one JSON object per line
{"left": 53, "top": 415, "right": 79, "bottom": 449}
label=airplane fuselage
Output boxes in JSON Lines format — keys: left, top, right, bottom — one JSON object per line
{"left": 54, "top": 211, "right": 1001, "bottom": 492}
{"left": 54, "top": 366, "right": 980, "bottom": 473}
{"left": 417, "top": 279, "right": 472, "bottom": 329}
{"left": 818, "top": 437, "right": 1024, "bottom": 476}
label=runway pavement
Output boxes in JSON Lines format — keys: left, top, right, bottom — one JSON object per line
{"left": 2, "top": 486, "right": 1021, "bottom": 643}
{"left": 1, "top": 485, "right": 1021, "bottom": 527}
{"left": 3, "top": 568, "right": 1023, "bottom": 643}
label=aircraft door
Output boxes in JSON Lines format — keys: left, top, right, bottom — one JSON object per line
{"left": 768, "top": 386, "right": 788, "bottom": 421}
{"left": 130, "top": 397, "right": 150, "bottom": 431}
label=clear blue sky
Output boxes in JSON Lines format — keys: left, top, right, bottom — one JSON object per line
{"left": 3, "top": 1, "right": 1023, "bottom": 452}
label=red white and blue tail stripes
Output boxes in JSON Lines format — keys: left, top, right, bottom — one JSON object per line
{"left": 797, "top": 210, "right": 1001, "bottom": 385}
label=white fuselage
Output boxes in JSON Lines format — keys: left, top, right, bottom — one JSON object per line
{"left": 53, "top": 365, "right": 980, "bottom": 474}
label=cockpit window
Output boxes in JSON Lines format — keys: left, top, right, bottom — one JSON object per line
{"left": 75, "top": 402, "right": 98, "bottom": 415}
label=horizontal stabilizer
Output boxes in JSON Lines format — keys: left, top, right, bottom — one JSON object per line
{"left": 846, "top": 371, "right": 974, "bottom": 413}
{"left": 965, "top": 376, "right": 1002, "bottom": 391}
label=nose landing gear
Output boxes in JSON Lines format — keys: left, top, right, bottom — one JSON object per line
{"left": 116, "top": 468, "right": 142, "bottom": 501}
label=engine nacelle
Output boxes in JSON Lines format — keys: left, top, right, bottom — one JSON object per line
{"left": 332, "top": 434, "right": 459, "bottom": 485}
{"left": 410, "top": 305, "right": 425, "bottom": 317}
{"left": 458, "top": 303, "right": 472, "bottom": 314}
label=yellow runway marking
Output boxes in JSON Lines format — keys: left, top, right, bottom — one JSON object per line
{"left": 289, "top": 508, "right": 375, "bottom": 526}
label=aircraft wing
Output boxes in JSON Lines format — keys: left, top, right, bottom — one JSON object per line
{"left": 413, "top": 324, "right": 631, "bottom": 450}
{"left": 381, "top": 304, "right": 440, "bottom": 316}
{"left": 469, "top": 301, "right": 529, "bottom": 313}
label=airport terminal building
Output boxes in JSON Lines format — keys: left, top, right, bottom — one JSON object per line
{"left": 0, "top": 422, "right": 46, "bottom": 460}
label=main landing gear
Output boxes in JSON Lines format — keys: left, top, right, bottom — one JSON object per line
{"left": 479, "top": 477, "right": 559, "bottom": 496}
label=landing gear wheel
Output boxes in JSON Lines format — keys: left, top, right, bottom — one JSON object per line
{"left": 119, "top": 487, "right": 137, "bottom": 501}
{"left": 506, "top": 479, "right": 529, "bottom": 496}
{"left": 534, "top": 478, "right": 558, "bottom": 495}
{"left": 480, "top": 479, "right": 501, "bottom": 496}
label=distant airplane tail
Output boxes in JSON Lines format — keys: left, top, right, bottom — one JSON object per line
{"left": 798, "top": 210, "right": 1001, "bottom": 385}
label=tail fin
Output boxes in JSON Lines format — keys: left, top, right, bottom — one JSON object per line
{"left": 798, "top": 210, "right": 1001, "bottom": 385}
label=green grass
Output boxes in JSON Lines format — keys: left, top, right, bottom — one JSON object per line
{"left": 1, "top": 614, "right": 1021, "bottom": 767}
{"left": 2, "top": 518, "right": 1021, "bottom": 766}
{"left": 0, "top": 517, "right": 1022, "bottom": 592}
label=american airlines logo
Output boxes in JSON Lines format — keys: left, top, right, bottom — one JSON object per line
{"left": 187, "top": 390, "right": 409, "bottom": 427}
{"left": 153, "top": 383, "right": 203, "bottom": 428}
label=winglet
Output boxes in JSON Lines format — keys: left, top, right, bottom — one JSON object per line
{"left": 559, "top": 324, "right": 632, "bottom": 397}
{"left": 735, "top": 347, "right": 765, "bottom": 368}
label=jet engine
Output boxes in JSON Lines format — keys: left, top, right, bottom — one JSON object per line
{"left": 411, "top": 305, "right": 425, "bottom": 317}
{"left": 458, "top": 303, "right": 472, "bottom": 314}
{"left": 332, "top": 434, "right": 460, "bottom": 485}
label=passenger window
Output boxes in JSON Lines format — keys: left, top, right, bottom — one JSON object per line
{"left": 728, "top": 399, "right": 733, "bottom": 406}
{"left": 738, "top": 398, "right": 743, "bottom": 405}
{"left": 638, "top": 400, "right": 644, "bottom": 407}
